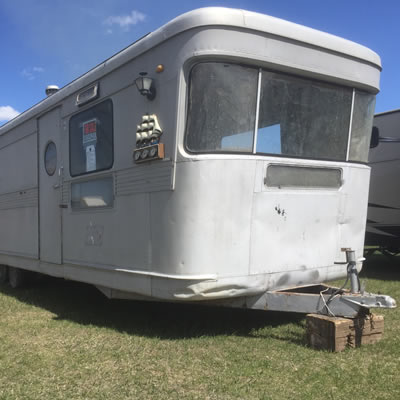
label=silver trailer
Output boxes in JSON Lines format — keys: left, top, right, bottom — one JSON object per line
{"left": 366, "top": 109, "right": 400, "bottom": 254}
{"left": 0, "top": 8, "right": 395, "bottom": 317}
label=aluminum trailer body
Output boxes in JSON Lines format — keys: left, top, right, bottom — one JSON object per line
{"left": 0, "top": 8, "right": 387, "bottom": 312}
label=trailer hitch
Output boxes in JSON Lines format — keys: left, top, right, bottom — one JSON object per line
{"left": 257, "top": 284, "right": 396, "bottom": 318}
{"left": 246, "top": 249, "right": 397, "bottom": 318}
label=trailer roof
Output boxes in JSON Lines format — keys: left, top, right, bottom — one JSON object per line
{"left": 167, "top": 8, "right": 381, "bottom": 67}
{"left": 375, "top": 109, "right": 400, "bottom": 117}
{"left": 1, "top": 7, "right": 381, "bottom": 135}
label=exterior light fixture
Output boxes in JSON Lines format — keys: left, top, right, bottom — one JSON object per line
{"left": 135, "top": 72, "right": 156, "bottom": 100}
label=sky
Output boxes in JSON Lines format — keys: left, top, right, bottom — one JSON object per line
{"left": 1, "top": 0, "right": 399, "bottom": 125}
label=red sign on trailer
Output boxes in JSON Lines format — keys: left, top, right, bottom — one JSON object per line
{"left": 82, "top": 119, "right": 97, "bottom": 144}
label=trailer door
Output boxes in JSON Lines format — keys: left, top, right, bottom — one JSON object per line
{"left": 38, "top": 107, "right": 62, "bottom": 264}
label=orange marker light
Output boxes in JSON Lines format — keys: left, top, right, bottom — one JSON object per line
{"left": 156, "top": 64, "right": 164, "bottom": 73}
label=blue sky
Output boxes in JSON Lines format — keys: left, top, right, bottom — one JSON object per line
{"left": 1, "top": 0, "right": 399, "bottom": 124}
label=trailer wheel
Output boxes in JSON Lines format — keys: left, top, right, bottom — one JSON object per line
{"left": 8, "top": 267, "right": 26, "bottom": 289}
{"left": 0, "top": 265, "right": 8, "bottom": 284}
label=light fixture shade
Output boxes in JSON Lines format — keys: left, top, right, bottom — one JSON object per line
{"left": 135, "top": 74, "right": 155, "bottom": 100}
{"left": 142, "top": 77, "right": 153, "bottom": 92}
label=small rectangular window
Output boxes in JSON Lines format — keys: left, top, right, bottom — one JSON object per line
{"left": 69, "top": 99, "right": 113, "bottom": 177}
{"left": 266, "top": 165, "right": 342, "bottom": 189}
{"left": 71, "top": 177, "right": 113, "bottom": 209}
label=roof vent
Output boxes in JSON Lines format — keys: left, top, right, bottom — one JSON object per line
{"left": 45, "top": 85, "right": 59, "bottom": 96}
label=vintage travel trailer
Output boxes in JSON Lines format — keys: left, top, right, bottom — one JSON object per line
{"left": 0, "top": 8, "right": 395, "bottom": 317}
{"left": 366, "top": 110, "right": 400, "bottom": 254}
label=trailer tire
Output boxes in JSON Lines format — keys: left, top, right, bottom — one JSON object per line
{"left": 8, "top": 267, "right": 26, "bottom": 289}
{"left": 0, "top": 265, "right": 8, "bottom": 284}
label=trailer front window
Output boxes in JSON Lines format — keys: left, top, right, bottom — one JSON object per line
{"left": 186, "top": 63, "right": 356, "bottom": 162}
{"left": 257, "top": 71, "right": 352, "bottom": 160}
{"left": 348, "top": 91, "right": 376, "bottom": 162}
{"left": 186, "top": 63, "right": 258, "bottom": 153}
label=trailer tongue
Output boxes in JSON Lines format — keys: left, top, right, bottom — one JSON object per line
{"left": 258, "top": 285, "right": 396, "bottom": 318}
{"left": 263, "top": 249, "right": 396, "bottom": 317}
{"left": 198, "top": 250, "right": 397, "bottom": 318}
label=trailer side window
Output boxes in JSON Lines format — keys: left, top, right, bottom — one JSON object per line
{"left": 71, "top": 177, "right": 113, "bottom": 209}
{"left": 69, "top": 99, "right": 113, "bottom": 177}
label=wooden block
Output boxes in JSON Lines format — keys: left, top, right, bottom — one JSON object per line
{"left": 348, "top": 314, "right": 384, "bottom": 348}
{"left": 306, "top": 313, "right": 384, "bottom": 352}
{"left": 348, "top": 332, "right": 383, "bottom": 348}
{"left": 306, "top": 314, "right": 352, "bottom": 352}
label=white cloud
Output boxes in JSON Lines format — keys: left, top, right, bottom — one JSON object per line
{"left": 21, "top": 68, "right": 34, "bottom": 80}
{"left": 21, "top": 66, "right": 45, "bottom": 80}
{"left": 0, "top": 106, "right": 20, "bottom": 122}
{"left": 103, "top": 10, "right": 146, "bottom": 32}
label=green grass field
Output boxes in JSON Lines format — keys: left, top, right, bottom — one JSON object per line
{"left": 1, "top": 254, "right": 399, "bottom": 400}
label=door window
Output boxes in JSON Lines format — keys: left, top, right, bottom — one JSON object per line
{"left": 44, "top": 141, "right": 57, "bottom": 176}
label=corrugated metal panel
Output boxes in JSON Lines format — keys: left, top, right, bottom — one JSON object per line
{"left": 0, "top": 187, "right": 38, "bottom": 210}
{"left": 115, "top": 162, "right": 173, "bottom": 196}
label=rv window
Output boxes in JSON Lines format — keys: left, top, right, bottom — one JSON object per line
{"left": 44, "top": 141, "right": 57, "bottom": 176}
{"left": 257, "top": 71, "right": 352, "bottom": 160}
{"left": 71, "top": 177, "right": 113, "bottom": 209}
{"left": 69, "top": 100, "right": 113, "bottom": 177}
{"left": 266, "top": 165, "right": 342, "bottom": 188}
{"left": 186, "top": 63, "right": 353, "bottom": 162}
{"left": 186, "top": 63, "right": 258, "bottom": 153}
{"left": 348, "top": 91, "right": 376, "bottom": 162}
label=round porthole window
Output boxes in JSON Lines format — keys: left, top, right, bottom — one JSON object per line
{"left": 44, "top": 141, "right": 57, "bottom": 176}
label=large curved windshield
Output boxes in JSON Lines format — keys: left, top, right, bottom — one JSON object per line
{"left": 185, "top": 62, "right": 375, "bottom": 162}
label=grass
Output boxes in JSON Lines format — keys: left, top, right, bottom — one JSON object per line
{"left": 0, "top": 254, "right": 399, "bottom": 400}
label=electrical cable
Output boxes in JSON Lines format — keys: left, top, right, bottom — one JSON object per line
{"left": 319, "top": 286, "right": 336, "bottom": 317}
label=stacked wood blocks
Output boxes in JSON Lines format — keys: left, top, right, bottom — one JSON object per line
{"left": 306, "top": 313, "right": 384, "bottom": 352}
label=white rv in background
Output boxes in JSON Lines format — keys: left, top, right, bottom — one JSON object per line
{"left": 366, "top": 110, "right": 400, "bottom": 254}
{"left": 0, "top": 8, "right": 395, "bottom": 316}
